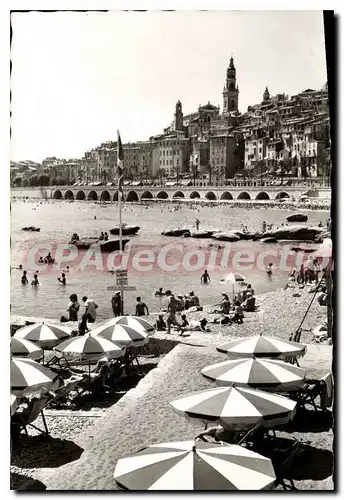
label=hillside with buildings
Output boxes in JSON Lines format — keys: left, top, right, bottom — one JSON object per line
{"left": 11, "top": 58, "right": 331, "bottom": 188}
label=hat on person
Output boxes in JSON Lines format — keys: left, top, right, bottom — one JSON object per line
{"left": 178, "top": 294, "right": 183, "bottom": 298}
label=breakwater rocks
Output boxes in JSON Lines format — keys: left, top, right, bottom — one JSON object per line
{"left": 162, "top": 224, "right": 326, "bottom": 244}
{"left": 286, "top": 213, "right": 308, "bottom": 222}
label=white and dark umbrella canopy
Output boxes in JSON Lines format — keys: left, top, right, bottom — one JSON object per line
{"left": 14, "top": 323, "right": 71, "bottom": 349}
{"left": 220, "top": 273, "right": 246, "bottom": 283}
{"left": 54, "top": 333, "right": 124, "bottom": 360}
{"left": 90, "top": 323, "right": 148, "bottom": 347}
{"left": 201, "top": 357, "right": 306, "bottom": 392}
{"left": 107, "top": 316, "right": 155, "bottom": 336}
{"left": 11, "top": 357, "right": 59, "bottom": 395}
{"left": 170, "top": 385, "right": 296, "bottom": 430}
{"left": 10, "top": 337, "right": 43, "bottom": 360}
{"left": 11, "top": 393, "right": 19, "bottom": 415}
{"left": 217, "top": 335, "right": 306, "bottom": 359}
{"left": 114, "top": 440, "right": 276, "bottom": 491}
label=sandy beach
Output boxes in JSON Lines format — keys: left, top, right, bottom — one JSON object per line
{"left": 10, "top": 283, "right": 333, "bottom": 490}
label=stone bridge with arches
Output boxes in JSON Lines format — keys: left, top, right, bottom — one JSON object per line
{"left": 12, "top": 185, "right": 331, "bottom": 202}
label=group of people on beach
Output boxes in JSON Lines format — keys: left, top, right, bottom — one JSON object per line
{"left": 62, "top": 294, "right": 98, "bottom": 334}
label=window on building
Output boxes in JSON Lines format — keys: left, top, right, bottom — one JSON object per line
{"left": 163, "top": 160, "right": 165, "bottom": 166}
{"left": 177, "top": 158, "right": 179, "bottom": 164}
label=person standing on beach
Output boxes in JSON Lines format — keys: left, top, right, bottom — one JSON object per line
{"left": 21, "top": 270, "right": 28, "bottom": 285}
{"left": 195, "top": 218, "right": 200, "bottom": 231}
{"left": 201, "top": 269, "right": 211, "bottom": 284}
{"left": 166, "top": 294, "right": 182, "bottom": 335}
{"left": 111, "top": 291, "right": 122, "bottom": 317}
{"left": 67, "top": 294, "right": 80, "bottom": 322}
{"left": 266, "top": 263, "right": 273, "bottom": 277}
{"left": 79, "top": 296, "right": 98, "bottom": 334}
{"left": 135, "top": 297, "right": 149, "bottom": 316}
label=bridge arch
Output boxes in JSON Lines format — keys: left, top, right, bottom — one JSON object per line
{"left": 76, "top": 190, "right": 86, "bottom": 200}
{"left": 126, "top": 190, "right": 139, "bottom": 202}
{"left": 275, "top": 191, "right": 290, "bottom": 200}
{"left": 64, "top": 190, "right": 74, "bottom": 200}
{"left": 237, "top": 192, "right": 251, "bottom": 200}
{"left": 256, "top": 192, "right": 270, "bottom": 200}
{"left": 190, "top": 191, "right": 201, "bottom": 199}
{"left": 205, "top": 191, "right": 217, "bottom": 200}
{"left": 156, "top": 191, "right": 169, "bottom": 199}
{"left": 141, "top": 190, "right": 153, "bottom": 200}
{"left": 88, "top": 190, "right": 98, "bottom": 201}
{"left": 220, "top": 192, "right": 233, "bottom": 200}
{"left": 100, "top": 190, "right": 111, "bottom": 202}
{"left": 53, "top": 189, "right": 62, "bottom": 199}
{"left": 173, "top": 191, "right": 185, "bottom": 198}
{"left": 113, "top": 191, "right": 125, "bottom": 202}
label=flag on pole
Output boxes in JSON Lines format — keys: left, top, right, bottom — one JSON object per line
{"left": 117, "top": 130, "right": 124, "bottom": 196}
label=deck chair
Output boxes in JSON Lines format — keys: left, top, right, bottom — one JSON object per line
{"left": 47, "top": 375, "right": 83, "bottom": 408}
{"left": 273, "top": 440, "right": 303, "bottom": 490}
{"left": 11, "top": 394, "right": 52, "bottom": 437}
{"left": 294, "top": 372, "right": 334, "bottom": 411}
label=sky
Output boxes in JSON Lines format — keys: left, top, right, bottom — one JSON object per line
{"left": 10, "top": 10, "right": 327, "bottom": 162}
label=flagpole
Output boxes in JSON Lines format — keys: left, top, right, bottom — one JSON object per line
{"left": 117, "top": 130, "right": 125, "bottom": 316}
{"left": 118, "top": 188, "right": 124, "bottom": 315}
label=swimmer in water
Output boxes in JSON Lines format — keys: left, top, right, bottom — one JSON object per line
{"left": 21, "top": 270, "right": 28, "bottom": 284}
{"left": 266, "top": 263, "right": 273, "bottom": 276}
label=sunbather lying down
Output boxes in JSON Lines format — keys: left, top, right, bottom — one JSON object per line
{"left": 172, "top": 318, "right": 211, "bottom": 335}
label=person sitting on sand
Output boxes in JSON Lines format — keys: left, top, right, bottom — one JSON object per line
{"left": 242, "top": 293, "right": 256, "bottom": 312}
{"left": 232, "top": 301, "right": 244, "bottom": 324}
{"left": 155, "top": 314, "right": 166, "bottom": 331}
{"left": 186, "top": 318, "right": 210, "bottom": 332}
{"left": 212, "top": 293, "right": 231, "bottom": 315}
{"left": 58, "top": 273, "right": 66, "bottom": 285}
{"left": 21, "top": 270, "right": 28, "bottom": 285}
{"left": 38, "top": 256, "right": 44, "bottom": 264}
{"left": 31, "top": 274, "right": 39, "bottom": 286}
{"left": 180, "top": 314, "right": 189, "bottom": 328}
{"left": 99, "top": 232, "right": 104, "bottom": 241}
{"left": 185, "top": 291, "right": 200, "bottom": 309}
{"left": 155, "top": 287, "right": 165, "bottom": 296}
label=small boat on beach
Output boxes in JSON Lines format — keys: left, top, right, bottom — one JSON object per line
{"left": 72, "top": 238, "right": 130, "bottom": 252}
{"left": 110, "top": 225, "right": 140, "bottom": 236}
{"left": 22, "top": 226, "right": 41, "bottom": 232}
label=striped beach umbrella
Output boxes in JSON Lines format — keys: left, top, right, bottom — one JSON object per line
{"left": 54, "top": 333, "right": 124, "bottom": 361}
{"left": 217, "top": 335, "right": 306, "bottom": 359}
{"left": 11, "top": 393, "right": 19, "bottom": 415}
{"left": 201, "top": 357, "right": 306, "bottom": 392}
{"left": 170, "top": 385, "right": 296, "bottom": 430}
{"left": 106, "top": 316, "right": 155, "bottom": 336}
{"left": 10, "top": 337, "right": 43, "bottom": 360}
{"left": 114, "top": 440, "right": 276, "bottom": 490}
{"left": 11, "top": 357, "right": 59, "bottom": 396}
{"left": 90, "top": 323, "right": 148, "bottom": 347}
{"left": 14, "top": 323, "right": 71, "bottom": 349}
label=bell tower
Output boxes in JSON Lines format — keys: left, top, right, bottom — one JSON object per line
{"left": 174, "top": 100, "right": 183, "bottom": 131}
{"left": 263, "top": 86, "right": 270, "bottom": 102}
{"left": 223, "top": 56, "right": 239, "bottom": 114}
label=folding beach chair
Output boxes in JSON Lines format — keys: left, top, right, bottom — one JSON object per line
{"left": 47, "top": 375, "right": 83, "bottom": 408}
{"left": 293, "top": 372, "right": 334, "bottom": 411}
{"left": 273, "top": 440, "right": 303, "bottom": 490}
{"left": 11, "top": 394, "right": 52, "bottom": 437}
